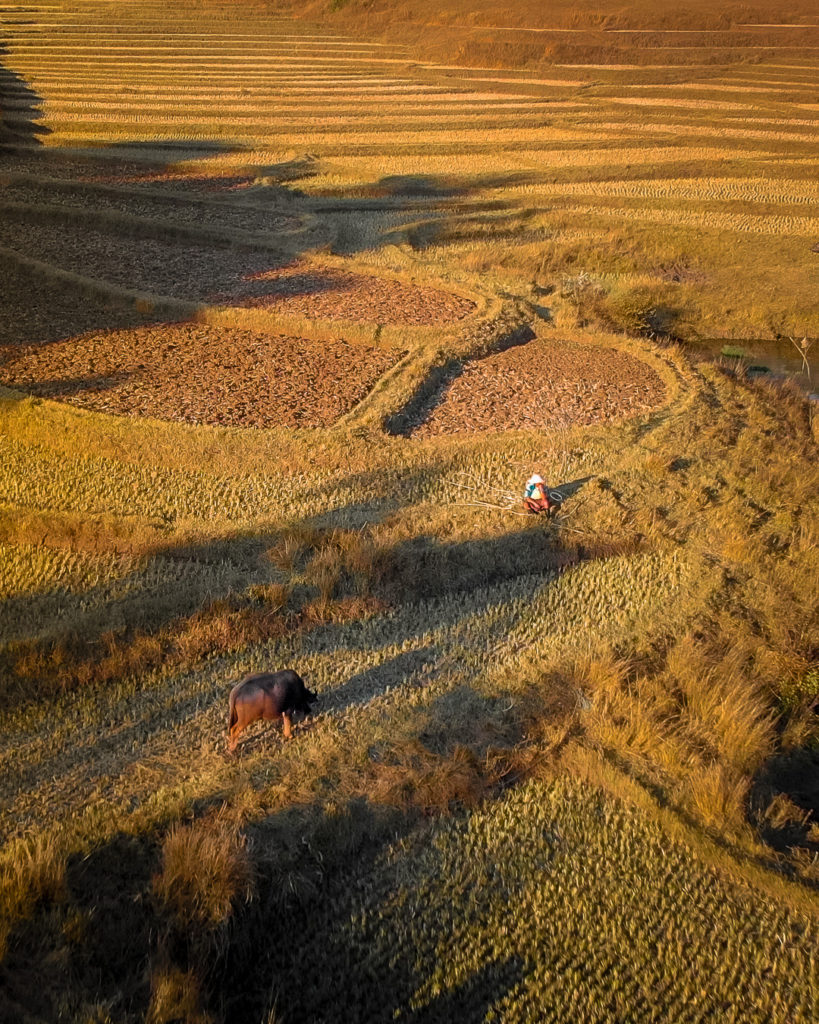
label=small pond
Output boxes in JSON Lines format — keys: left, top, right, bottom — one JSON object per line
{"left": 689, "top": 339, "right": 817, "bottom": 401}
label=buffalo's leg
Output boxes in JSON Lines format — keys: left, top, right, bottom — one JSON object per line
{"left": 228, "top": 722, "right": 242, "bottom": 753}
{"left": 282, "top": 712, "right": 293, "bottom": 740}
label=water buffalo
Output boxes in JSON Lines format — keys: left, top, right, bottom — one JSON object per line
{"left": 227, "top": 669, "right": 317, "bottom": 752}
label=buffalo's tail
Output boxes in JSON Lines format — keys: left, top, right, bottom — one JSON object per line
{"left": 228, "top": 687, "right": 238, "bottom": 733}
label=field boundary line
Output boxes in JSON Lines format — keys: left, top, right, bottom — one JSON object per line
{"left": 0, "top": 244, "right": 201, "bottom": 319}
{"left": 0, "top": 241, "right": 494, "bottom": 349}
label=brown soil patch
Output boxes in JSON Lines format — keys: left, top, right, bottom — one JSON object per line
{"left": 413, "top": 339, "right": 665, "bottom": 435}
{"left": 0, "top": 261, "right": 152, "bottom": 348}
{"left": 0, "top": 324, "right": 401, "bottom": 429}
{"left": 0, "top": 212, "right": 277, "bottom": 301}
{"left": 215, "top": 262, "right": 477, "bottom": 325}
{"left": 0, "top": 209, "right": 474, "bottom": 325}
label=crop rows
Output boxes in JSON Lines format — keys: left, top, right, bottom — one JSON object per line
{"left": 0, "top": 541, "right": 262, "bottom": 646}
{"left": 507, "top": 176, "right": 819, "bottom": 204}
{"left": 0, "top": 538, "right": 697, "bottom": 841}
{"left": 269, "top": 779, "right": 819, "bottom": 1023}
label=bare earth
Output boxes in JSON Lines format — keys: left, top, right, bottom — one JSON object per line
{"left": 212, "top": 262, "right": 478, "bottom": 325}
{"left": 0, "top": 213, "right": 277, "bottom": 301}
{"left": 414, "top": 339, "right": 666, "bottom": 435}
{"left": 0, "top": 324, "right": 402, "bottom": 428}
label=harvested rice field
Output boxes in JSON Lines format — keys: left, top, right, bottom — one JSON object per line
{"left": 0, "top": 324, "right": 402, "bottom": 427}
{"left": 413, "top": 339, "right": 666, "bottom": 435}
{"left": 0, "top": 210, "right": 283, "bottom": 301}
{"left": 1, "top": 175, "right": 301, "bottom": 234}
{"left": 215, "top": 261, "right": 477, "bottom": 324}
{"left": 1, "top": 2, "right": 818, "bottom": 1022}
{"left": 0, "top": 261, "right": 151, "bottom": 347}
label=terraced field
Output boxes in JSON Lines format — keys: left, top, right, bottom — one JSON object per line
{"left": 1, "top": 2, "right": 818, "bottom": 1023}
{"left": 2, "top": 4, "right": 818, "bottom": 346}
{"left": 0, "top": 323, "right": 404, "bottom": 427}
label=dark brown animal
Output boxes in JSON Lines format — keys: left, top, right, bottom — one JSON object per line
{"left": 227, "top": 669, "right": 317, "bottom": 752}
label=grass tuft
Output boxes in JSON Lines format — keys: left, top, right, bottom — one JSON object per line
{"left": 153, "top": 817, "right": 254, "bottom": 930}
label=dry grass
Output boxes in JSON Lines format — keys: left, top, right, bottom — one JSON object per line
{"left": 153, "top": 817, "right": 254, "bottom": 929}
{"left": 296, "top": 0, "right": 819, "bottom": 70}
{"left": 148, "top": 968, "right": 213, "bottom": 1024}
{"left": 2, "top": 592, "right": 291, "bottom": 707}
{"left": 0, "top": 832, "right": 66, "bottom": 958}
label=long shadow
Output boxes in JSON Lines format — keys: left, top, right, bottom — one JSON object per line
{"left": 0, "top": 369, "right": 134, "bottom": 398}
{"left": 317, "top": 646, "right": 442, "bottom": 714}
{"left": 0, "top": 44, "right": 48, "bottom": 147}
{"left": 0, "top": 138, "right": 303, "bottom": 356}
{"left": 0, "top": 831, "right": 153, "bottom": 1020}
{"left": 0, "top": 501, "right": 590, "bottom": 830}
{"left": 310, "top": 168, "right": 546, "bottom": 206}
{"left": 0, "top": 254, "right": 167, "bottom": 350}
{"left": 0, "top": 485, "right": 622, "bottom": 1017}
{"left": 221, "top": 686, "right": 530, "bottom": 1022}
{"left": 0, "top": 480, "right": 604, "bottom": 707}
{"left": 0, "top": 145, "right": 533, "bottom": 377}
{"left": 749, "top": 747, "right": 819, "bottom": 861}
{"left": 0, "top": 786, "right": 525, "bottom": 1023}
{"left": 554, "top": 474, "right": 594, "bottom": 500}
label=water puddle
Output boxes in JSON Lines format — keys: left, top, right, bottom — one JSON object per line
{"left": 690, "top": 338, "right": 817, "bottom": 401}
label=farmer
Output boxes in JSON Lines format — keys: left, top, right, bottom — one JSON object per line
{"left": 524, "top": 473, "right": 556, "bottom": 514}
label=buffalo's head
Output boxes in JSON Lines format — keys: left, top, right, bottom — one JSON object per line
{"left": 297, "top": 689, "right": 318, "bottom": 715}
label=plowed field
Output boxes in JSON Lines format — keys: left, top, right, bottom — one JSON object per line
{"left": 0, "top": 324, "right": 401, "bottom": 428}
{"left": 216, "top": 262, "right": 477, "bottom": 324}
{"left": 414, "top": 339, "right": 665, "bottom": 435}
{"left": 0, "top": 214, "right": 278, "bottom": 301}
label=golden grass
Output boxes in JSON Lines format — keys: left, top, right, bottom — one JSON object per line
{"left": 148, "top": 967, "right": 213, "bottom": 1024}
{"left": 0, "top": 832, "right": 66, "bottom": 958}
{"left": 153, "top": 816, "right": 254, "bottom": 929}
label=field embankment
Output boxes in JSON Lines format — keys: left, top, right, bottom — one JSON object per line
{"left": 290, "top": 0, "right": 819, "bottom": 67}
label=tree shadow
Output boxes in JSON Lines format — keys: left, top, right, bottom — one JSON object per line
{"left": 370, "top": 525, "right": 568, "bottom": 605}
{"left": 316, "top": 646, "right": 443, "bottom": 713}
{"left": 222, "top": 795, "right": 527, "bottom": 1023}
{"left": 0, "top": 498, "right": 595, "bottom": 833}
{"left": 1, "top": 144, "right": 536, "bottom": 387}
{"left": 0, "top": 784, "right": 525, "bottom": 1022}
{"left": 0, "top": 782, "right": 233, "bottom": 1023}
{"left": 0, "top": 830, "right": 155, "bottom": 1021}
{"left": 0, "top": 502, "right": 622, "bottom": 1017}
{"left": 314, "top": 169, "right": 545, "bottom": 205}
{"left": 210, "top": 265, "right": 376, "bottom": 309}
{"left": 0, "top": 46, "right": 48, "bottom": 147}
{"left": 749, "top": 747, "right": 819, "bottom": 860}
{"left": 0, "top": 257, "right": 168, "bottom": 350}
